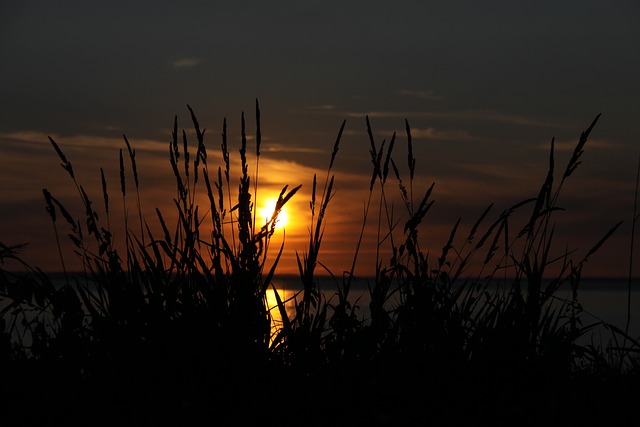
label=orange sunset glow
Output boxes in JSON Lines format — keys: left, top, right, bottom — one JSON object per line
{"left": 0, "top": 0, "right": 637, "bottom": 280}
{"left": 0, "top": 115, "right": 637, "bottom": 279}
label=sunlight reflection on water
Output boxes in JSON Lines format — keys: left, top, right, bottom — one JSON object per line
{"left": 265, "top": 287, "right": 298, "bottom": 340}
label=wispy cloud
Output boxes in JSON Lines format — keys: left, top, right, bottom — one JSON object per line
{"left": 331, "top": 125, "right": 494, "bottom": 145}
{"left": 0, "top": 131, "right": 168, "bottom": 153}
{"left": 172, "top": 57, "right": 202, "bottom": 68}
{"left": 399, "top": 89, "right": 443, "bottom": 101}
{"left": 305, "top": 104, "right": 339, "bottom": 111}
{"left": 291, "top": 105, "right": 341, "bottom": 114}
{"left": 537, "top": 138, "right": 619, "bottom": 152}
{"left": 262, "top": 143, "right": 324, "bottom": 154}
{"left": 344, "top": 110, "right": 563, "bottom": 128}
{"left": 408, "top": 127, "right": 489, "bottom": 142}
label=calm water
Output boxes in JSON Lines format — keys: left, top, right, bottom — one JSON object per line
{"left": 270, "top": 276, "right": 640, "bottom": 342}
{"left": 6, "top": 274, "right": 639, "bottom": 346}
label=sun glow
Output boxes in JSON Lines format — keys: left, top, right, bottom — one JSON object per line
{"left": 259, "top": 197, "right": 289, "bottom": 230}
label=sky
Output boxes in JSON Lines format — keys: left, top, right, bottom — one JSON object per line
{"left": 1, "top": 0, "right": 639, "bottom": 278}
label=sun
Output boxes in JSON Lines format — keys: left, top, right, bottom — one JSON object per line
{"left": 259, "top": 197, "right": 289, "bottom": 230}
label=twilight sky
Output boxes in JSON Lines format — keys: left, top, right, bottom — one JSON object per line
{"left": 1, "top": 0, "right": 639, "bottom": 278}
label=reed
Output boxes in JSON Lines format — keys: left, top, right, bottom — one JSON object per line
{"left": 1, "top": 104, "right": 639, "bottom": 424}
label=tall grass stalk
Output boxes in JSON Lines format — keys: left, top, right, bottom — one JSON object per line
{"left": 1, "top": 106, "right": 639, "bottom": 424}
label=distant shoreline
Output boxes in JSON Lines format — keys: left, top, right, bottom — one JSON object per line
{"left": 7, "top": 270, "right": 640, "bottom": 291}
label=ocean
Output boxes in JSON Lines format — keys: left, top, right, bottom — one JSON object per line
{"left": 6, "top": 273, "right": 639, "bottom": 348}
{"left": 271, "top": 276, "right": 640, "bottom": 343}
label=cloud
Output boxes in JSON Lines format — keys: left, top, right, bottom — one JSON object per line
{"left": 336, "top": 122, "right": 495, "bottom": 144}
{"left": 399, "top": 89, "right": 443, "bottom": 101}
{"left": 537, "top": 138, "right": 619, "bottom": 152}
{"left": 0, "top": 131, "right": 167, "bottom": 153}
{"left": 288, "top": 105, "right": 341, "bottom": 114}
{"left": 344, "top": 110, "right": 563, "bottom": 128}
{"left": 305, "top": 105, "right": 339, "bottom": 111}
{"left": 172, "top": 57, "right": 202, "bottom": 68}
{"left": 294, "top": 105, "right": 560, "bottom": 130}
{"left": 407, "top": 127, "right": 489, "bottom": 142}
{"left": 263, "top": 143, "right": 324, "bottom": 154}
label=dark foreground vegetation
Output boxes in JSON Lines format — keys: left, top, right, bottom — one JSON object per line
{"left": 1, "top": 102, "right": 639, "bottom": 426}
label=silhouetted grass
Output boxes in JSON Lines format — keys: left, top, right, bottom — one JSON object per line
{"left": 1, "top": 103, "right": 639, "bottom": 425}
